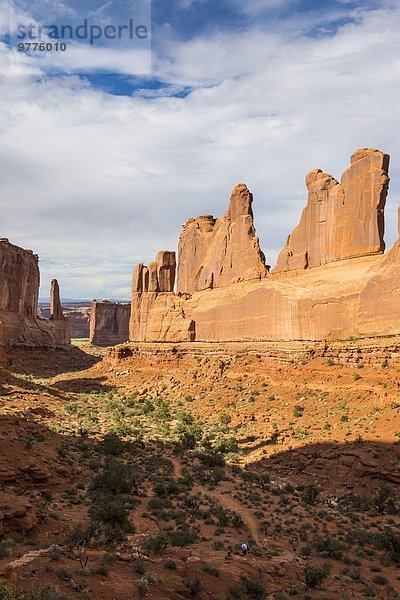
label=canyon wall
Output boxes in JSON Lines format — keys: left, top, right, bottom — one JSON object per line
{"left": 127, "top": 148, "right": 400, "bottom": 344}
{"left": 89, "top": 301, "right": 131, "bottom": 347}
{"left": 0, "top": 239, "right": 69, "bottom": 347}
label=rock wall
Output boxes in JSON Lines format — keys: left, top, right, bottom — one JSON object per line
{"left": 0, "top": 239, "right": 39, "bottom": 317}
{"left": 89, "top": 300, "right": 131, "bottom": 347}
{"left": 357, "top": 207, "right": 400, "bottom": 337}
{"left": 129, "top": 148, "right": 400, "bottom": 343}
{"left": 274, "top": 149, "right": 389, "bottom": 273}
{"left": 66, "top": 308, "right": 91, "bottom": 338}
{"left": 177, "top": 184, "right": 267, "bottom": 294}
{"left": 130, "top": 252, "right": 195, "bottom": 342}
{"left": 0, "top": 239, "right": 70, "bottom": 347}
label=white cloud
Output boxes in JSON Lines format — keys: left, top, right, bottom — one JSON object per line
{"left": 0, "top": 3, "right": 399, "bottom": 299}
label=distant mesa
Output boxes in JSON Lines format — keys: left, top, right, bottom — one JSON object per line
{"left": 89, "top": 299, "right": 131, "bottom": 347}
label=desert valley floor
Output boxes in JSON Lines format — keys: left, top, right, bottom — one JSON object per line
{"left": 0, "top": 337, "right": 399, "bottom": 599}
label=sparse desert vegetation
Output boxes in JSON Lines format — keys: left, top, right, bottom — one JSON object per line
{"left": 0, "top": 340, "right": 399, "bottom": 599}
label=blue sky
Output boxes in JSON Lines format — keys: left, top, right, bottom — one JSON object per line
{"left": 0, "top": 0, "right": 399, "bottom": 299}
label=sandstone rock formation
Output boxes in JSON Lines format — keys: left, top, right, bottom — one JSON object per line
{"left": 157, "top": 251, "right": 176, "bottom": 292}
{"left": 130, "top": 252, "right": 195, "bottom": 343}
{"left": 0, "top": 239, "right": 70, "bottom": 347}
{"left": 0, "top": 493, "right": 37, "bottom": 537}
{"left": 128, "top": 148, "right": 400, "bottom": 344}
{"left": 89, "top": 300, "right": 131, "bottom": 346}
{"left": 0, "top": 238, "right": 39, "bottom": 317}
{"left": 50, "top": 279, "right": 63, "bottom": 320}
{"left": 274, "top": 149, "right": 390, "bottom": 273}
{"left": 357, "top": 207, "right": 400, "bottom": 337}
{"left": 39, "top": 302, "right": 91, "bottom": 338}
{"left": 177, "top": 184, "right": 267, "bottom": 294}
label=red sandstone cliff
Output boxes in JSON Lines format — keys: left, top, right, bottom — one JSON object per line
{"left": 127, "top": 148, "right": 400, "bottom": 344}
{"left": 177, "top": 184, "right": 267, "bottom": 294}
{"left": 274, "top": 149, "right": 389, "bottom": 273}
{"left": 130, "top": 252, "right": 195, "bottom": 343}
{"left": 90, "top": 300, "right": 131, "bottom": 347}
{"left": 0, "top": 239, "right": 69, "bottom": 347}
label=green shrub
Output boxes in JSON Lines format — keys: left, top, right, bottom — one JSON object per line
{"left": 301, "top": 484, "right": 320, "bottom": 506}
{"left": 89, "top": 499, "right": 133, "bottom": 542}
{"left": 0, "top": 539, "right": 13, "bottom": 559}
{"left": 0, "top": 584, "right": 70, "bottom": 600}
{"left": 304, "top": 563, "right": 330, "bottom": 589}
{"left": 185, "top": 576, "right": 202, "bottom": 596}
{"left": 202, "top": 563, "right": 219, "bottom": 577}
{"left": 229, "top": 576, "right": 266, "bottom": 599}
{"left": 375, "top": 528, "right": 400, "bottom": 563}
{"left": 314, "top": 536, "right": 344, "bottom": 560}
{"left": 132, "top": 560, "right": 146, "bottom": 574}
{"left": 293, "top": 405, "right": 304, "bottom": 418}
{"left": 90, "top": 460, "right": 137, "bottom": 497}
{"left": 373, "top": 483, "right": 396, "bottom": 515}
{"left": 153, "top": 476, "right": 179, "bottom": 497}
{"left": 141, "top": 534, "right": 169, "bottom": 556}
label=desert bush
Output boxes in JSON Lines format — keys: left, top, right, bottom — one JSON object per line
{"left": 301, "top": 484, "right": 320, "bottom": 506}
{"left": 304, "top": 563, "right": 330, "bottom": 589}
{"left": 141, "top": 534, "right": 169, "bottom": 556}
{"left": 164, "top": 559, "right": 177, "bottom": 569}
{"left": 90, "top": 460, "right": 138, "bottom": 497}
{"left": 176, "top": 412, "right": 203, "bottom": 450}
{"left": 229, "top": 576, "right": 266, "bottom": 599}
{"left": 98, "top": 433, "right": 129, "bottom": 456}
{"left": 202, "top": 563, "right": 219, "bottom": 577}
{"left": 132, "top": 560, "right": 146, "bottom": 574}
{"left": 314, "top": 536, "right": 344, "bottom": 560}
{"left": 375, "top": 528, "right": 400, "bottom": 563}
{"left": 148, "top": 497, "right": 173, "bottom": 511}
{"left": 293, "top": 405, "right": 304, "bottom": 418}
{"left": 0, "top": 584, "right": 70, "bottom": 600}
{"left": 89, "top": 499, "right": 134, "bottom": 542}
{"left": 166, "top": 526, "right": 198, "bottom": 547}
{"left": 373, "top": 483, "right": 396, "bottom": 515}
{"left": 0, "top": 539, "right": 13, "bottom": 559}
{"left": 152, "top": 476, "right": 179, "bottom": 497}
{"left": 185, "top": 576, "right": 202, "bottom": 596}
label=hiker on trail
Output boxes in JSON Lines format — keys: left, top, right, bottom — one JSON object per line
{"left": 291, "top": 536, "right": 298, "bottom": 552}
{"left": 241, "top": 542, "right": 248, "bottom": 557}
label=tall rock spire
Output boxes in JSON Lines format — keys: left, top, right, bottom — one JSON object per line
{"left": 50, "top": 279, "right": 63, "bottom": 321}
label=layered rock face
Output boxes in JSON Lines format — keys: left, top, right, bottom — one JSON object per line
{"left": 128, "top": 148, "right": 399, "bottom": 343}
{"left": 89, "top": 300, "right": 131, "bottom": 347}
{"left": 357, "top": 207, "right": 400, "bottom": 337}
{"left": 274, "top": 149, "right": 390, "bottom": 273}
{"left": 130, "top": 252, "right": 195, "bottom": 343}
{"left": 177, "top": 184, "right": 267, "bottom": 294}
{"left": 0, "top": 239, "right": 39, "bottom": 317}
{"left": 0, "top": 239, "right": 69, "bottom": 347}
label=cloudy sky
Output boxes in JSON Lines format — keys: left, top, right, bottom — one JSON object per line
{"left": 1, "top": 0, "right": 399, "bottom": 300}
